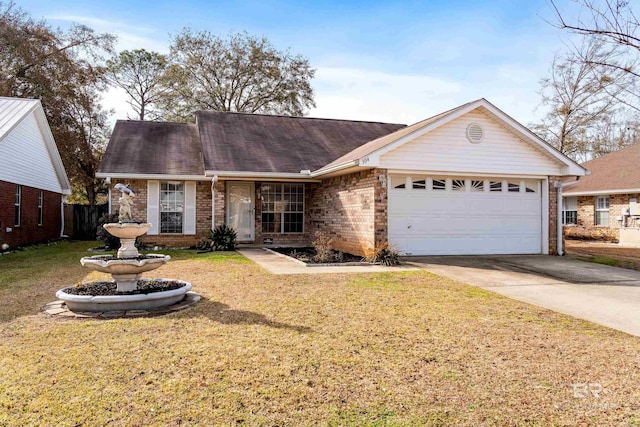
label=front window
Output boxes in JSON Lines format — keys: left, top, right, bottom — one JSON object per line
{"left": 14, "top": 185, "right": 21, "bottom": 226}
{"left": 38, "top": 190, "right": 44, "bottom": 226}
{"left": 563, "top": 196, "right": 577, "bottom": 225}
{"left": 261, "top": 183, "right": 304, "bottom": 233}
{"left": 160, "top": 182, "right": 184, "bottom": 233}
{"left": 595, "top": 196, "right": 610, "bottom": 226}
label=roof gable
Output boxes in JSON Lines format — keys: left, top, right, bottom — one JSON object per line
{"left": 0, "top": 97, "right": 70, "bottom": 194}
{"left": 316, "top": 99, "right": 586, "bottom": 177}
{"left": 379, "top": 108, "right": 564, "bottom": 176}
{"left": 564, "top": 143, "right": 640, "bottom": 195}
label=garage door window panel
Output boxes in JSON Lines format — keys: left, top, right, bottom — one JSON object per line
{"left": 412, "top": 179, "right": 426, "bottom": 189}
{"left": 432, "top": 179, "right": 446, "bottom": 191}
{"left": 490, "top": 181, "right": 502, "bottom": 192}
{"left": 507, "top": 182, "right": 520, "bottom": 193}
{"left": 471, "top": 180, "right": 484, "bottom": 192}
{"left": 452, "top": 179, "right": 465, "bottom": 191}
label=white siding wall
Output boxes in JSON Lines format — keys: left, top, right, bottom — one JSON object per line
{"left": 0, "top": 112, "right": 63, "bottom": 193}
{"left": 380, "top": 110, "right": 562, "bottom": 176}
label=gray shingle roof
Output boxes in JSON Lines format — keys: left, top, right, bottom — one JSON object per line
{"left": 99, "top": 120, "right": 204, "bottom": 175}
{"left": 100, "top": 113, "right": 405, "bottom": 176}
{"left": 196, "top": 111, "right": 406, "bottom": 173}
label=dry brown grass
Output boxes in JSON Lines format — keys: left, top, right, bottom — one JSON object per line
{"left": 1, "top": 242, "right": 640, "bottom": 426}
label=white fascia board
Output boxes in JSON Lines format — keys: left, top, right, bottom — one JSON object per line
{"left": 33, "top": 104, "right": 72, "bottom": 192}
{"left": 563, "top": 188, "right": 640, "bottom": 197}
{"left": 310, "top": 160, "right": 360, "bottom": 177}
{"left": 96, "top": 172, "right": 211, "bottom": 181}
{"left": 479, "top": 102, "right": 587, "bottom": 176}
{"left": 386, "top": 169, "right": 548, "bottom": 179}
{"left": 205, "top": 170, "right": 321, "bottom": 182}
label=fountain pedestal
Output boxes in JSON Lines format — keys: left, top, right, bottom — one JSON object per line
{"left": 104, "top": 223, "right": 150, "bottom": 258}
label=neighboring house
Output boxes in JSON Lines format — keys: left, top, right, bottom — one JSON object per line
{"left": 0, "top": 97, "right": 71, "bottom": 247}
{"left": 563, "top": 143, "right": 640, "bottom": 243}
{"left": 97, "top": 98, "right": 585, "bottom": 256}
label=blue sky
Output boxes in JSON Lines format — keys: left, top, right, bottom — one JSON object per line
{"left": 15, "top": 0, "right": 580, "bottom": 125}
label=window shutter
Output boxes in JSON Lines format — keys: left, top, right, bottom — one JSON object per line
{"left": 147, "top": 180, "right": 160, "bottom": 235}
{"left": 184, "top": 181, "right": 196, "bottom": 235}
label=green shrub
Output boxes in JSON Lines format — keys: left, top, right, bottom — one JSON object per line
{"left": 365, "top": 242, "right": 401, "bottom": 266}
{"left": 96, "top": 213, "right": 121, "bottom": 250}
{"left": 209, "top": 225, "right": 238, "bottom": 251}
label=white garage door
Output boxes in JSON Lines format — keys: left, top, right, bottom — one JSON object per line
{"left": 388, "top": 176, "right": 542, "bottom": 255}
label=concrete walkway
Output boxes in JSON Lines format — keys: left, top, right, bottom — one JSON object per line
{"left": 238, "top": 248, "right": 419, "bottom": 275}
{"left": 406, "top": 255, "right": 640, "bottom": 337}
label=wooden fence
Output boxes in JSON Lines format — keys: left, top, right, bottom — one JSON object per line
{"left": 64, "top": 204, "right": 109, "bottom": 240}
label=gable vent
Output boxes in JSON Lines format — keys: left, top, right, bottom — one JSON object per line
{"left": 466, "top": 123, "right": 484, "bottom": 143}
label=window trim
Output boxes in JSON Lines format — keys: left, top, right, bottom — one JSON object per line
{"left": 261, "top": 183, "right": 305, "bottom": 234}
{"left": 14, "top": 185, "right": 21, "bottom": 227}
{"left": 160, "top": 181, "right": 185, "bottom": 234}
{"left": 563, "top": 196, "right": 578, "bottom": 225}
{"left": 37, "top": 190, "right": 44, "bottom": 226}
{"left": 595, "top": 196, "right": 610, "bottom": 226}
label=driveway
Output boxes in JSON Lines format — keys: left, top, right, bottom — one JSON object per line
{"left": 406, "top": 255, "right": 640, "bottom": 337}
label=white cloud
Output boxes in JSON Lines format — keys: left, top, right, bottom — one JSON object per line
{"left": 102, "top": 87, "right": 136, "bottom": 123}
{"left": 46, "top": 14, "right": 169, "bottom": 53}
{"left": 310, "top": 67, "right": 463, "bottom": 125}
{"left": 309, "top": 65, "right": 545, "bottom": 126}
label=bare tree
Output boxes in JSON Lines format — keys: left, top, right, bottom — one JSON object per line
{"left": 551, "top": 0, "right": 640, "bottom": 110}
{"left": 530, "top": 39, "right": 630, "bottom": 161}
{"left": 160, "top": 30, "right": 316, "bottom": 122}
{"left": 590, "top": 110, "right": 640, "bottom": 156}
{"left": 106, "top": 49, "right": 168, "bottom": 121}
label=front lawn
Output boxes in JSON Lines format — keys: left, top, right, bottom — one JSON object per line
{"left": 1, "top": 242, "right": 639, "bottom": 426}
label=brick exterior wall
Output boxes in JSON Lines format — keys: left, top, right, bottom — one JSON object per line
{"left": 0, "top": 180, "right": 62, "bottom": 247}
{"left": 211, "top": 174, "right": 383, "bottom": 254}
{"left": 113, "top": 171, "right": 558, "bottom": 255}
{"left": 109, "top": 179, "right": 212, "bottom": 247}
{"left": 306, "top": 169, "right": 383, "bottom": 256}
{"left": 564, "top": 193, "right": 640, "bottom": 242}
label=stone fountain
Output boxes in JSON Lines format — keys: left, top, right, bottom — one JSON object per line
{"left": 56, "top": 184, "right": 192, "bottom": 313}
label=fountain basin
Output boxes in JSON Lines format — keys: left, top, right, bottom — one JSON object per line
{"left": 103, "top": 222, "right": 151, "bottom": 239}
{"left": 56, "top": 279, "right": 192, "bottom": 312}
{"left": 103, "top": 223, "right": 151, "bottom": 257}
{"left": 81, "top": 254, "right": 171, "bottom": 292}
{"left": 81, "top": 254, "right": 170, "bottom": 273}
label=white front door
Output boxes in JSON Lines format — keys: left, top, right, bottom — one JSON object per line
{"left": 227, "top": 182, "right": 255, "bottom": 241}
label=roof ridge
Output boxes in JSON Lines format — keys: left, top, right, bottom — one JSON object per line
{"left": 117, "top": 119, "right": 197, "bottom": 126}
{"left": 195, "top": 110, "right": 406, "bottom": 126}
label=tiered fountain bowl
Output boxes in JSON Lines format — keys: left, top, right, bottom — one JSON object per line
{"left": 56, "top": 222, "right": 192, "bottom": 313}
